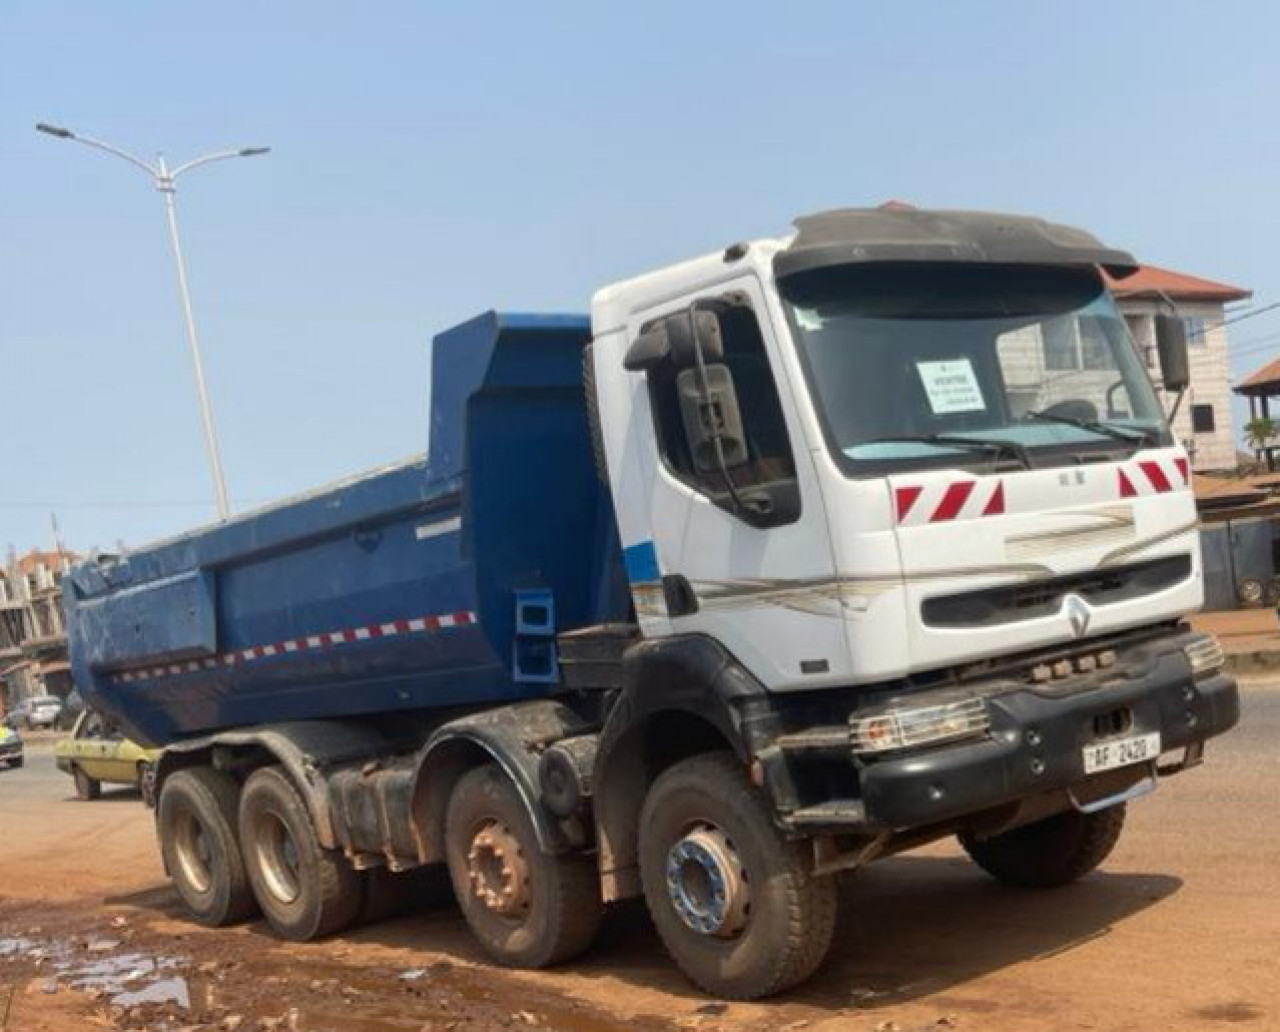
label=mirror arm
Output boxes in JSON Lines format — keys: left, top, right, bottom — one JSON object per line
{"left": 687, "top": 301, "right": 747, "bottom": 516}
{"left": 1166, "top": 386, "right": 1187, "bottom": 425}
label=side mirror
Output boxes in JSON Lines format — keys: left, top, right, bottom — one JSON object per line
{"left": 623, "top": 325, "right": 670, "bottom": 371}
{"left": 625, "top": 308, "right": 725, "bottom": 372}
{"left": 676, "top": 364, "right": 747, "bottom": 473}
{"left": 667, "top": 309, "right": 724, "bottom": 368}
{"left": 1155, "top": 314, "right": 1190, "bottom": 392}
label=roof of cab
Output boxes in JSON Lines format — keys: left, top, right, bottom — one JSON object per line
{"left": 774, "top": 206, "right": 1138, "bottom": 280}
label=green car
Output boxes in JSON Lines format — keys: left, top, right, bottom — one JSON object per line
{"left": 54, "top": 711, "right": 159, "bottom": 800}
{"left": 0, "top": 724, "right": 22, "bottom": 768}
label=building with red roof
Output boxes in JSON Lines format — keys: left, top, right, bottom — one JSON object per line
{"left": 1105, "top": 264, "right": 1251, "bottom": 471}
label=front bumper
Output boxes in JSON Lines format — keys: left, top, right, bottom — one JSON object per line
{"left": 0, "top": 741, "right": 23, "bottom": 763}
{"left": 768, "top": 629, "right": 1239, "bottom": 833}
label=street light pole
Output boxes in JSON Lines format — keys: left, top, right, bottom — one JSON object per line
{"left": 35, "top": 123, "right": 270, "bottom": 522}
{"left": 155, "top": 153, "right": 230, "bottom": 520}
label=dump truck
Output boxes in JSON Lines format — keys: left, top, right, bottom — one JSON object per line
{"left": 65, "top": 207, "right": 1240, "bottom": 998}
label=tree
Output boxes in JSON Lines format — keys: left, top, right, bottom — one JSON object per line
{"left": 1245, "top": 416, "right": 1278, "bottom": 471}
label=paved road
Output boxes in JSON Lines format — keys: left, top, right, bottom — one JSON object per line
{"left": 1, "top": 684, "right": 1277, "bottom": 1031}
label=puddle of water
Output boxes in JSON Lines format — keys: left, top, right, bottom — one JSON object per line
{"left": 113, "top": 975, "right": 191, "bottom": 1009}
{"left": 0, "top": 937, "right": 33, "bottom": 957}
{"left": 0, "top": 932, "right": 191, "bottom": 1009}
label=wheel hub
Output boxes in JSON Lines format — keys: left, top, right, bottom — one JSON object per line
{"left": 467, "top": 821, "right": 530, "bottom": 916}
{"left": 173, "top": 812, "right": 213, "bottom": 894}
{"left": 665, "top": 825, "right": 750, "bottom": 938}
{"left": 255, "top": 812, "right": 302, "bottom": 904}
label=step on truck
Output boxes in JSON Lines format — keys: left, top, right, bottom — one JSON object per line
{"left": 66, "top": 206, "right": 1240, "bottom": 999}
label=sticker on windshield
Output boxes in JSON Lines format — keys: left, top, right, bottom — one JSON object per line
{"left": 917, "top": 359, "right": 986, "bottom": 414}
{"left": 793, "top": 306, "right": 824, "bottom": 331}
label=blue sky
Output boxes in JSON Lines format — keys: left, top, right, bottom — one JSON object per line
{"left": 3, "top": 2, "right": 1279, "bottom": 554}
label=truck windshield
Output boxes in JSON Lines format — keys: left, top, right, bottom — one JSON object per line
{"left": 779, "top": 263, "right": 1172, "bottom": 476}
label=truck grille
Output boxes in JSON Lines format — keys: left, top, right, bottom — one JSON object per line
{"left": 921, "top": 554, "right": 1192, "bottom": 629}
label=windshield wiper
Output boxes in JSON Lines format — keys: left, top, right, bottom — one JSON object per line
{"left": 864, "top": 434, "right": 1031, "bottom": 469}
{"left": 1024, "top": 410, "right": 1156, "bottom": 448}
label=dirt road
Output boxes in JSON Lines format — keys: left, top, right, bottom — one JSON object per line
{"left": 2, "top": 684, "right": 1278, "bottom": 1032}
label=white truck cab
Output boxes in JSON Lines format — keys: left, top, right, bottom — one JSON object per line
{"left": 576, "top": 210, "right": 1236, "bottom": 998}
{"left": 591, "top": 208, "right": 1202, "bottom": 690}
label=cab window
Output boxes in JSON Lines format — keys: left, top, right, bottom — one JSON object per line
{"left": 644, "top": 296, "right": 798, "bottom": 524}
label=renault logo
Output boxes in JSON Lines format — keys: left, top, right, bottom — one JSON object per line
{"left": 1065, "top": 595, "right": 1091, "bottom": 638}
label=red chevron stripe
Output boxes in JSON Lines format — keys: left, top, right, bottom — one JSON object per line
{"left": 931, "top": 481, "right": 975, "bottom": 521}
{"left": 981, "top": 481, "right": 1006, "bottom": 516}
{"left": 895, "top": 485, "right": 923, "bottom": 522}
{"left": 1140, "top": 460, "right": 1172, "bottom": 494}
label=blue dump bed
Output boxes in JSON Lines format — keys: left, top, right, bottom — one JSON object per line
{"left": 65, "top": 313, "right": 631, "bottom": 747}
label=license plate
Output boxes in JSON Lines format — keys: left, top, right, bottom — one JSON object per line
{"left": 1082, "top": 731, "right": 1161, "bottom": 774}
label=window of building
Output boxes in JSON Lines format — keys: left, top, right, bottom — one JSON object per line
{"left": 1123, "top": 315, "right": 1155, "bottom": 369}
{"left": 1043, "top": 320, "right": 1078, "bottom": 370}
{"left": 646, "top": 298, "right": 797, "bottom": 509}
{"left": 1184, "top": 315, "right": 1208, "bottom": 347}
{"left": 1191, "top": 403, "right": 1216, "bottom": 433}
{"left": 1079, "top": 315, "right": 1112, "bottom": 370}
{"left": 1041, "top": 317, "right": 1115, "bottom": 371}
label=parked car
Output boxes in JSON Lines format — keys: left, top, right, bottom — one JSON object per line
{"left": 54, "top": 710, "right": 158, "bottom": 800}
{"left": 7, "top": 694, "right": 63, "bottom": 730}
{"left": 0, "top": 724, "right": 22, "bottom": 768}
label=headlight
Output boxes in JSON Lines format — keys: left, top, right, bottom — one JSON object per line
{"left": 1184, "top": 635, "right": 1225, "bottom": 678}
{"left": 850, "top": 694, "right": 990, "bottom": 754}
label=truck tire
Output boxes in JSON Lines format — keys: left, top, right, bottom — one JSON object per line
{"left": 158, "top": 767, "right": 258, "bottom": 926}
{"left": 638, "top": 752, "right": 837, "bottom": 1000}
{"left": 73, "top": 765, "right": 101, "bottom": 801}
{"left": 959, "top": 803, "right": 1127, "bottom": 889}
{"left": 238, "top": 766, "right": 362, "bottom": 941}
{"left": 444, "top": 764, "right": 602, "bottom": 968}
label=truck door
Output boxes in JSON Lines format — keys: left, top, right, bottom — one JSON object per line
{"left": 623, "top": 279, "right": 847, "bottom": 690}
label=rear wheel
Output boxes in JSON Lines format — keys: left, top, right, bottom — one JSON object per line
{"left": 73, "top": 765, "right": 101, "bottom": 801}
{"left": 238, "top": 766, "right": 362, "bottom": 940}
{"left": 638, "top": 752, "right": 837, "bottom": 1000}
{"left": 158, "top": 767, "right": 257, "bottom": 926}
{"left": 959, "top": 804, "right": 1127, "bottom": 888}
{"left": 445, "top": 764, "right": 602, "bottom": 968}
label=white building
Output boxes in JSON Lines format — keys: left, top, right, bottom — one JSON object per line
{"left": 1105, "top": 265, "right": 1250, "bottom": 472}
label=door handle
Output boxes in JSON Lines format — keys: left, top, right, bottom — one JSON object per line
{"left": 661, "top": 575, "right": 699, "bottom": 617}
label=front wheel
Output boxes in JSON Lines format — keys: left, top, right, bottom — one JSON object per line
{"left": 638, "top": 752, "right": 837, "bottom": 1000}
{"left": 238, "top": 766, "right": 362, "bottom": 941}
{"left": 959, "top": 803, "right": 1127, "bottom": 889}
{"left": 444, "top": 764, "right": 602, "bottom": 968}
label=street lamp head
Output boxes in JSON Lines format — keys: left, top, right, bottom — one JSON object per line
{"left": 35, "top": 122, "right": 75, "bottom": 140}
{"left": 238, "top": 147, "right": 270, "bottom": 157}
